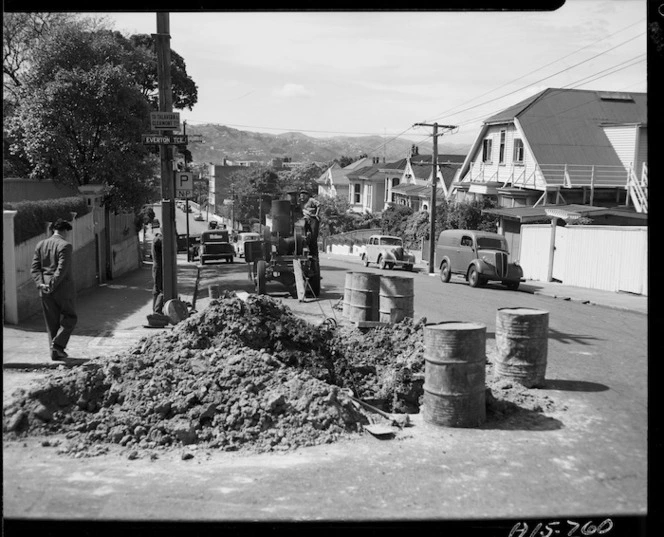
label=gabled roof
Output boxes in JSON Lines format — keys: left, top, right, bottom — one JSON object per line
{"left": 485, "top": 88, "right": 647, "bottom": 167}
{"left": 316, "top": 162, "right": 348, "bottom": 186}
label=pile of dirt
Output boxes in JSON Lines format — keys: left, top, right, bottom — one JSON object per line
{"left": 2, "top": 293, "right": 563, "bottom": 457}
{"left": 1, "top": 294, "right": 423, "bottom": 456}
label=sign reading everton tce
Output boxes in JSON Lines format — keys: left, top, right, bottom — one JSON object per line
{"left": 150, "top": 111, "right": 180, "bottom": 130}
{"left": 142, "top": 134, "right": 188, "bottom": 145}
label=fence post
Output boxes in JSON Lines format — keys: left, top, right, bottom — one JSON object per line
{"left": 3, "top": 211, "right": 19, "bottom": 324}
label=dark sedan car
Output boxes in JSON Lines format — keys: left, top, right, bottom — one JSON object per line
{"left": 199, "top": 230, "right": 235, "bottom": 265}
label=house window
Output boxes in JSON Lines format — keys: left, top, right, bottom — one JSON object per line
{"left": 499, "top": 130, "right": 506, "bottom": 164}
{"left": 482, "top": 138, "right": 493, "bottom": 163}
{"left": 513, "top": 139, "right": 524, "bottom": 164}
{"left": 353, "top": 184, "right": 361, "bottom": 204}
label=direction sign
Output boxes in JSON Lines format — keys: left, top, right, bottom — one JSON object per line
{"left": 142, "top": 134, "right": 188, "bottom": 145}
{"left": 150, "top": 112, "right": 180, "bottom": 130}
{"left": 175, "top": 172, "right": 194, "bottom": 199}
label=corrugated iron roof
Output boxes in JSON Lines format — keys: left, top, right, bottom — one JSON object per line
{"left": 482, "top": 203, "right": 641, "bottom": 222}
{"left": 486, "top": 88, "right": 646, "bottom": 168}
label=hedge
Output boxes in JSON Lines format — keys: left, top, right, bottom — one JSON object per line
{"left": 3, "top": 197, "right": 91, "bottom": 244}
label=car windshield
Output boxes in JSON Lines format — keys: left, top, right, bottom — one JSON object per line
{"left": 380, "top": 238, "right": 402, "bottom": 246}
{"left": 476, "top": 237, "right": 506, "bottom": 250}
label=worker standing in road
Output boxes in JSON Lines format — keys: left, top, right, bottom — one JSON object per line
{"left": 30, "top": 218, "right": 77, "bottom": 361}
{"left": 299, "top": 189, "right": 321, "bottom": 259}
{"left": 151, "top": 232, "right": 164, "bottom": 315}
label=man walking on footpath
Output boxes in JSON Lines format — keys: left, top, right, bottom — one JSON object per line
{"left": 299, "top": 189, "right": 321, "bottom": 259}
{"left": 151, "top": 231, "right": 164, "bottom": 314}
{"left": 31, "top": 218, "right": 77, "bottom": 361}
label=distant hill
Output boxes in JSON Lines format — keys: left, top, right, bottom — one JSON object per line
{"left": 184, "top": 124, "right": 470, "bottom": 165}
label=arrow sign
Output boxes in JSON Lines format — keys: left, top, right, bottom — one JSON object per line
{"left": 142, "top": 134, "right": 188, "bottom": 145}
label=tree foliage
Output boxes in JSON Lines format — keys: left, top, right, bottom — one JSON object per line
{"left": 277, "top": 162, "right": 324, "bottom": 195}
{"left": 4, "top": 18, "right": 199, "bottom": 214}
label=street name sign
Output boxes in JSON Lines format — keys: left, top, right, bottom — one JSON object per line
{"left": 150, "top": 112, "right": 180, "bottom": 130}
{"left": 175, "top": 172, "right": 194, "bottom": 199}
{"left": 187, "top": 134, "right": 203, "bottom": 143}
{"left": 142, "top": 134, "right": 188, "bottom": 145}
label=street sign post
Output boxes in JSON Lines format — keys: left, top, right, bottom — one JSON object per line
{"left": 142, "top": 134, "right": 188, "bottom": 145}
{"left": 175, "top": 172, "right": 194, "bottom": 199}
{"left": 150, "top": 111, "right": 180, "bottom": 130}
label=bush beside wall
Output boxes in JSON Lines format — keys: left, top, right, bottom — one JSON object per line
{"left": 3, "top": 197, "right": 90, "bottom": 244}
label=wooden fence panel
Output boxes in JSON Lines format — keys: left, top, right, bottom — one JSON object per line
{"left": 519, "top": 225, "right": 552, "bottom": 281}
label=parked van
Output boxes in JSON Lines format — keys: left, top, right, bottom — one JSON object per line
{"left": 435, "top": 229, "right": 523, "bottom": 289}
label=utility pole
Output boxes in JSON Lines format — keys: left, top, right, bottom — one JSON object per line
{"left": 155, "top": 12, "right": 177, "bottom": 300}
{"left": 413, "top": 122, "right": 457, "bottom": 273}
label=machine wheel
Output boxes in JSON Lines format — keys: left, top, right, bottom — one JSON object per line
{"left": 362, "top": 254, "right": 369, "bottom": 267}
{"left": 403, "top": 264, "right": 413, "bottom": 272}
{"left": 256, "top": 260, "right": 267, "bottom": 295}
{"left": 440, "top": 261, "right": 451, "bottom": 283}
{"left": 505, "top": 281, "right": 520, "bottom": 291}
{"left": 468, "top": 266, "right": 483, "bottom": 288}
{"left": 379, "top": 256, "right": 388, "bottom": 270}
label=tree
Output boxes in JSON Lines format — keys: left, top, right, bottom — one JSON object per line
{"left": 3, "top": 12, "right": 78, "bottom": 101}
{"left": 277, "top": 162, "right": 325, "bottom": 195}
{"left": 5, "top": 21, "right": 199, "bottom": 213}
{"left": 228, "top": 167, "right": 280, "bottom": 223}
{"left": 113, "top": 33, "right": 198, "bottom": 111}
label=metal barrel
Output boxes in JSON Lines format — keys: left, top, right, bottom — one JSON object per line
{"left": 378, "top": 275, "right": 414, "bottom": 323}
{"left": 271, "top": 200, "right": 291, "bottom": 236}
{"left": 494, "top": 307, "right": 549, "bottom": 388}
{"left": 343, "top": 272, "right": 379, "bottom": 322}
{"left": 208, "top": 285, "right": 221, "bottom": 299}
{"left": 423, "top": 322, "right": 487, "bottom": 428}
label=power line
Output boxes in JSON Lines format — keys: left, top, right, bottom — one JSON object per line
{"left": 424, "top": 19, "right": 645, "bottom": 123}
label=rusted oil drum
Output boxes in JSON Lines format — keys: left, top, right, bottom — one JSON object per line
{"left": 378, "top": 275, "right": 414, "bottom": 323}
{"left": 343, "top": 272, "right": 379, "bottom": 322}
{"left": 271, "top": 200, "right": 291, "bottom": 236}
{"left": 423, "top": 322, "right": 486, "bottom": 428}
{"left": 494, "top": 307, "right": 549, "bottom": 388}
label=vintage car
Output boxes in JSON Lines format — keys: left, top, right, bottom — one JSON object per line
{"left": 361, "top": 235, "right": 415, "bottom": 271}
{"left": 199, "top": 229, "right": 235, "bottom": 265}
{"left": 235, "top": 232, "right": 262, "bottom": 258}
{"left": 177, "top": 233, "right": 200, "bottom": 259}
{"left": 435, "top": 229, "right": 523, "bottom": 289}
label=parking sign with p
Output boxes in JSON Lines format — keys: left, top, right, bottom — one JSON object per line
{"left": 175, "top": 172, "right": 193, "bottom": 199}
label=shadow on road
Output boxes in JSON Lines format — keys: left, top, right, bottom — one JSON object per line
{"left": 542, "top": 379, "right": 609, "bottom": 392}
{"left": 482, "top": 401, "right": 564, "bottom": 431}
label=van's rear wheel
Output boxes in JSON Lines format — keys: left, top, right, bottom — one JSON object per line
{"left": 440, "top": 261, "right": 451, "bottom": 283}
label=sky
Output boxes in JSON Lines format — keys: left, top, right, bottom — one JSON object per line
{"left": 98, "top": 1, "right": 647, "bottom": 150}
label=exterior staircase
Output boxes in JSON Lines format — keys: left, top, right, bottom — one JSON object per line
{"left": 627, "top": 163, "right": 647, "bottom": 214}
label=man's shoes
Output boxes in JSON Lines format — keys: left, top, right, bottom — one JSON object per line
{"left": 51, "top": 347, "right": 69, "bottom": 361}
